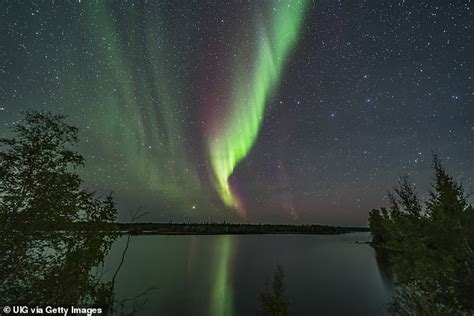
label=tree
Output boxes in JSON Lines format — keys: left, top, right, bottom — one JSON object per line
{"left": 0, "top": 111, "right": 116, "bottom": 230}
{"left": 0, "top": 111, "right": 118, "bottom": 306}
{"left": 369, "top": 155, "right": 474, "bottom": 314}
{"left": 258, "top": 265, "right": 290, "bottom": 316}
{"left": 368, "top": 208, "right": 388, "bottom": 244}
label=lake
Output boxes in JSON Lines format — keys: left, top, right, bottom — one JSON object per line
{"left": 103, "top": 232, "right": 394, "bottom": 315}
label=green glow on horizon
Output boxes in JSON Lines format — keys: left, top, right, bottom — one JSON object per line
{"left": 209, "top": 1, "right": 308, "bottom": 215}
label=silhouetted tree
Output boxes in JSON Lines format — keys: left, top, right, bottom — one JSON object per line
{"left": 369, "top": 155, "right": 474, "bottom": 314}
{"left": 0, "top": 111, "right": 116, "bottom": 230}
{"left": 0, "top": 111, "right": 118, "bottom": 307}
{"left": 258, "top": 265, "right": 290, "bottom": 316}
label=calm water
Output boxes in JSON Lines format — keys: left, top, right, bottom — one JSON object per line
{"left": 103, "top": 232, "right": 394, "bottom": 315}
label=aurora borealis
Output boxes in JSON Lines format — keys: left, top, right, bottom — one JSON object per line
{"left": 1, "top": 0, "right": 473, "bottom": 225}
{"left": 207, "top": 0, "right": 308, "bottom": 216}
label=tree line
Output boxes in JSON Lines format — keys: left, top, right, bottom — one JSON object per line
{"left": 118, "top": 222, "right": 368, "bottom": 235}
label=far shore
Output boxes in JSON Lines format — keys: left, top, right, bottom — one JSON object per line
{"left": 117, "top": 222, "right": 370, "bottom": 235}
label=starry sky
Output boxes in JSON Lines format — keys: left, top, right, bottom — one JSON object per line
{"left": 1, "top": 0, "right": 473, "bottom": 225}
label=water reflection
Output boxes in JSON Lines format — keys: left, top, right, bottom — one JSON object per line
{"left": 373, "top": 248, "right": 395, "bottom": 287}
{"left": 103, "top": 233, "right": 392, "bottom": 315}
{"left": 1, "top": 232, "right": 394, "bottom": 315}
{"left": 210, "top": 235, "right": 236, "bottom": 316}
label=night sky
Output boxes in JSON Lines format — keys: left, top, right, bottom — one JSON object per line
{"left": 1, "top": 0, "right": 473, "bottom": 225}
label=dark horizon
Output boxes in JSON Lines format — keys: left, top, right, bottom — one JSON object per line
{"left": 116, "top": 222, "right": 370, "bottom": 235}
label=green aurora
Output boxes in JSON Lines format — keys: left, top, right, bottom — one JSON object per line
{"left": 208, "top": 1, "right": 309, "bottom": 216}
{"left": 82, "top": 2, "right": 210, "bottom": 215}
{"left": 3, "top": 1, "right": 309, "bottom": 221}
{"left": 81, "top": 1, "right": 309, "bottom": 219}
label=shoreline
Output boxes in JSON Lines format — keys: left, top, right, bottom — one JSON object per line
{"left": 118, "top": 222, "right": 370, "bottom": 235}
